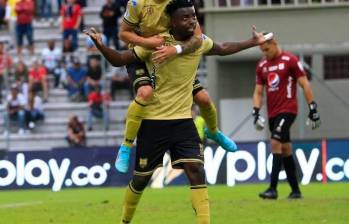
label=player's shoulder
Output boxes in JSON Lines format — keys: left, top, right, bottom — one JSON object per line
{"left": 127, "top": 0, "right": 145, "bottom": 8}
{"left": 257, "top": 58, "right": 268, "bottom": 68}
{"left": 281, "top": 51, "right": 299, "bottom": 62}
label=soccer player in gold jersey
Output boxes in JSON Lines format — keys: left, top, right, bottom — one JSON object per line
{"left": 85, "top": 0, "right": 268, "bottom": 222}
{"left": 114, "top": 0, "right": 238, "bottom": 173}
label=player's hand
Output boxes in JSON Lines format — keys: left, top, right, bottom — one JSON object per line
{"left": 307, "top": 101, "right": 321, "bottom": 130}
{"left": 84, "top": 27, "right": 103, "bottom": 47}
{"left": 143, "top": 35, "right": 165, "bottom": 49}
{"left": 251, "top": 25, "right": 268, "bottom": 45}
{"left": 252, "top": 107, "right": 265, "bottom": 131}
{"left": 152, "top": 45, "right": 177, "bottom": 64}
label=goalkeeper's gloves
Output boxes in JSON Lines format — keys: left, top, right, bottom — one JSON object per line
{"left": 252, "top": 107, "right": 265, "bottom": 131}
{"left": 307, "top": 101, "right": 321, "bottom": 130}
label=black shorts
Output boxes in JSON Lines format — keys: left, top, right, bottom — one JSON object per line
{"left": 134, "top": 119, "right": 204, "bottom": 176}
{"left": 269, "top": 113, "right": 296, "bottom": 143}
{"left": 192, "top": 77, "right": 204, "bottom": 96}
{"left": 126, "top": 59, "right": 204, "bottom": 95}
{"left": 126, "top": 59, "right": 154, "bottom": 92}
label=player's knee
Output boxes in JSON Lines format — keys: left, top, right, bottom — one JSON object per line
{"left": 131, "top": 175, "right": 152, "bottom": 192}
{"left": 136, "top": 85, "right": 153, "bottom": 102}
{"left": 184, "top": 163, "right": 206, "bottom": 186}
{"left": 194, "top": 90, "right": 212, "bottom": 108}
{"left": 270, "top": 139, "right": 282, "bottom": 154}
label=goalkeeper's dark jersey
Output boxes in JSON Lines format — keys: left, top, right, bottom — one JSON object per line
{"left": 256, "top": 51, "right": 306, "bottom": 118}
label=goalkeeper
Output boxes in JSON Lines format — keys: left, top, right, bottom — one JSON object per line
{"left": 252, "top": 33, "right": 321, "bottom": 200}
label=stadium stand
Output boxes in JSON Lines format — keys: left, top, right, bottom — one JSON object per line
{"left": 0, "top": 0, "right": 208, "bottom": 151}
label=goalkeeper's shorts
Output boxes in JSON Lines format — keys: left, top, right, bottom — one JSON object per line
{"left": 269, "top": 113, "right": 296, "bottom": 143}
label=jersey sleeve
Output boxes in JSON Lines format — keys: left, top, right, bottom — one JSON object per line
{"left": 123, "top": 0, "right": 143, "bottom": 27}
{"left": 200, "top": 34, "right": 214, "bottom": 54}
{"left": 255, "top": 63, "right": 264, "bottom": 85}
{"left": 290, "top": 56, "right": 306, "bottom": 79}
{"left": 133, "top": 46, "right": 151, "bottom": 62}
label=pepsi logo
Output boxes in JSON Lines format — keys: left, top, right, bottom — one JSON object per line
{"left": 267, "top": 72, "right": 280, "bottom": 88}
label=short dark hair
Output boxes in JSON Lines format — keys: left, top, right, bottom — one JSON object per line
{"left": 166, "top": 0, "right": 194, "bottom": 16}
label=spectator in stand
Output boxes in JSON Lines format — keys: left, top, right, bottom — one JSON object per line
{"left": 15, "top": 0, "right": 34, "bottom": 56}
{"left": 66, "top": 114, "right": 86, "bottom": 147}
{"left": 52, "top": 59, "right": 66, "bottom": 88}
{"left": 28, "top": 60, "right": 49, "bottom": 102}
{"left": 85, "top": 57, "right": 102, "bottom": 95}
{"left": 37, "top": 0, "right": 52, "bottom": 21}
{"left": 25, "top": 89, "right": 44, "bottom": 130}
{"left": 41, "top": 40, "right": 62, "bottom": 87}
{"left": 41, "top": 40, "right": 62, "bottom": 73}
{"left": 76, "top": 0, "right": 86, "bottom": 31}
{"left": 0, "top": 41, "right": 13, "bottom": 103}
{"left": 13, "top": 60, "right": 29, "bottom": 99}
{"left": 86, "top": 85, "right": 110, "bottom": 131}
{"left": 110, "top": 66, "right": 133, "bottom": 100}
{"left": 0, "top": 0, "right": 11, "bottom": 29}
{"left": 60, "top": 0, "right": 82, "bottom": 51}
{"left": 100, "top": 0, "right": 122, "bottom": 50}
{"left": 7, "top": 0, "right": 19, "bottom": 48}
{"left": 3, "top": 84, "right": 27, "bottom": 135}
{"left": 64, "top": 59, "right": 87, "bottom": 101}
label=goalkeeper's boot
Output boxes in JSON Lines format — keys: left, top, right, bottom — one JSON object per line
{"left": 259, "top": 188, "right": 278, "bottom": 200}
{"left": 115, "top": 145, "right": 131, "bottom": 173}
{"left": 205, "top": 128, "right": 237, "bottom": 152}
{"left": 288, "top": 191, "right": 303, "bottom": 199}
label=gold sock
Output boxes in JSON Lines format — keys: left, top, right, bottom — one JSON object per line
{"left": 199, "top": 103, "right": 218, "bottom": 134}
{"left": 191, "top": 185, "right": 210, "bottom": 224}
{"left": 122, "top": 98, "right": 147, "bottom": 148}
{"left": 120, "top": 182, "right": 143, "bottom": 224}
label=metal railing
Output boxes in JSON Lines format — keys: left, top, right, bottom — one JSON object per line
{"left": 210, "top": 0, "right": 349, "bottom": 8}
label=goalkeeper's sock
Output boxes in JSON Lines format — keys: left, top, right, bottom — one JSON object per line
{"left": 283, "top": 155, "right": 301, "bottom": 193}
{"left": 199, "top": 103, "right": 218, "bottom": 134}
{"left": 191, "top": 185, "right": 210, "bottom": 224}
{"left": 270, "top": 153, "right": 283, "bottom": 190}
{"left": 120, "top": 182, "right": 143, "bottom": 224}
{"left": 122, "top": 98, "right": 147, "bottom": 148}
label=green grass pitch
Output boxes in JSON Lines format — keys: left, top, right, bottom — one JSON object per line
{"left": 0, "top": 183, "right": 348, "bottom": 224}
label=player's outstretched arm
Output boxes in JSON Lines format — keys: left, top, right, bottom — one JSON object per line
{"left": 84, "top": 28, "right": 137, "bottom": 67}
{"left": 206, "top": 26, "right": 268, "bottom": 56}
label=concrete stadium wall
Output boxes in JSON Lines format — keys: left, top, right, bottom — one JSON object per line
{"left": 202, "top": 5, "right": 349, "bottom": 140}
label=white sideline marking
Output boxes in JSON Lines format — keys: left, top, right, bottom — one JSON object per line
{"left": 0, "top": 201, "right": 43, "bottom": 209}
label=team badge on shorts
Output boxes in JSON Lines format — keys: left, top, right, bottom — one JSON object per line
{"left": 139, "top": 158, "right": 148, "bottom": 169}
{"left": 135, "top": 68, "right": 145, "bottom": 76}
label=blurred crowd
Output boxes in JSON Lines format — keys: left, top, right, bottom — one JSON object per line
{"left": 0, "top": 0, "right": 205, "bottom": 148}
{"left": 0, "top": 0, "right": 133, "bottom": 142}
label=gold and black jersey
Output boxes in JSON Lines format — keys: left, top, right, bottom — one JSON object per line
{"left": 134, "top": 33, "right": 214, "bottom": 120}
{"left": 123, "top": 0, "right": 171, "bottom": 38}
